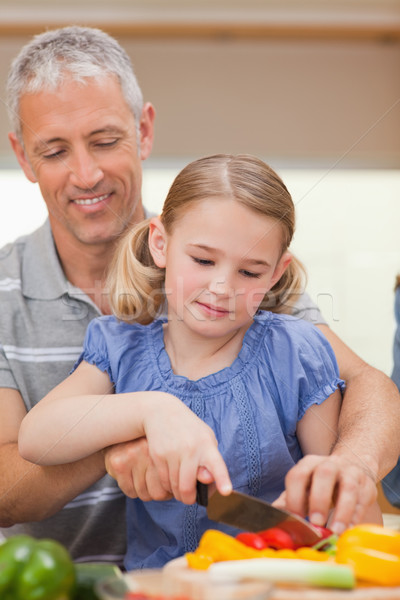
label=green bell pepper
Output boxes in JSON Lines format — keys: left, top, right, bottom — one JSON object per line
{"left": 0, "top": 534, "right": 75, "bottom": 600}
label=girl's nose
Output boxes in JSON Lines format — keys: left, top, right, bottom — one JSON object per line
{"left": 208, "top": 273, "right": 233, "bottom": 297}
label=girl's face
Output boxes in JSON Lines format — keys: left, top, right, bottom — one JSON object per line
{"left": 149, "top": 197, "right": 291, "bottom": 339}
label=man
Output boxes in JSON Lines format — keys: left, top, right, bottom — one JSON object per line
{"left": 381, "top": 279, "right": 400, "bottom": 507}
{"left": 0, "top": 25, "right": 399, "bottom": 564}
{"left": 0, "top": 25, "right": 155, "bottom": 565}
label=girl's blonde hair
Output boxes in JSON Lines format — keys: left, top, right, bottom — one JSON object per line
{"left": 107, "top": 154, "right": 306, "bottom": 324}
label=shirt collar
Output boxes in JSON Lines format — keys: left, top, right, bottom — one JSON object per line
{"left": 21, "top": 207, "right": 153, "bottom": 302}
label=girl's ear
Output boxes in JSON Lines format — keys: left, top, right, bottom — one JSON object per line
{"left": 269, "top": 251, "right": 292, "bottom": 289}
{"left": 148, "top": 217, "right": 167, "bottom": 268}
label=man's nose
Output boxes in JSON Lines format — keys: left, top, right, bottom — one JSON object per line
{"left": 68, "top": 149, "right": 104, "bottom": 189}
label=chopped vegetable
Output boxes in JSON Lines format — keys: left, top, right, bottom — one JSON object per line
{"left": 186, "top": 530, "right": 274, "bottom": 567}
{"left": 312, "top": 525, "right": 334, "bottom": 540}
{"left": 186, "top": 529, "right": 331, "bottom": 571}
{"left": 334, "top": 524, "right": 400, "bottom": 586}
{"left": 336, "top": 524, "right": 400, "bottom": 556}
{"left": 295, "top": 547, "right": 330, "bottom": 562}
{"left": 185, "top": 523, "right": 400, "bottom": 588}
{"left": 235, "top": 532, "right": 268, "bottom": 550}
{"left": 209, "top": 558, "right": 355, "bottom": 589}
{"left": 257, "top": 527, "right": 295, "bottom": 550}
{"left": 335, "top": 545, "right": 400, "bottom": 587}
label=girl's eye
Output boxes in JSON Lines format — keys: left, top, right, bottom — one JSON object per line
{"left": 240, "top": 270, "right": 261, "bottom": 279}
{"left": 192, "top": 257, "right": 214, "bottom": 266}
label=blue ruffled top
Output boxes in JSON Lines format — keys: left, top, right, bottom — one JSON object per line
{"left": 77, "top": 310, "right": 344, "bottom": 569}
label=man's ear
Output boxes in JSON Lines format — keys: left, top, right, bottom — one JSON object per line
{"left": 8, "top": 132, "right": 37, "bottom": 183}
{"left": 270, "top": 251, "right": 292, "bottom": 289}
{"left": 148, "top": 217, "right": 167, "bottom": 268}
{"left": 139, "top": 102, "right": 155, "bottom": 161}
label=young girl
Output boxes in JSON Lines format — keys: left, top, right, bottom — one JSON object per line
{"left": 20, "top": 155, "right": 356, "bottom": 569}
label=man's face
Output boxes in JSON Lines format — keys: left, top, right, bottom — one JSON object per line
{"left": 10, "top": 75, "right": 154, "bottom": 247}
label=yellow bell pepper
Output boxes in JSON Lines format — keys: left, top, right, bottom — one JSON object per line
{"left": 337, "top": 524, "right": 400, "bottom": 556}
{"left": 335, "top": 545, "right": 400, "bottom": 586}
{"left": 191, "top": 529, "right": 273, "bottom": 563}
{"left": 295, "top": 547, "right": 330, "bottom": 562}
{"left": 186, "top": 552, "right": 215, "bottom": 571}
{"left": 334, "top": 524, "right": 400, "bottom": 586}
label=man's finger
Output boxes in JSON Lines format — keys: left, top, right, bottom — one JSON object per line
{"left": 328, "top": 472, "right": 378, "bottom": 533}
{"left": 285, "top": 455, "right": 322, "bottom": 517}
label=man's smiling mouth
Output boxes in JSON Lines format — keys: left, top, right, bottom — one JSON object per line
{"left": 73, "top": 193, "right": 109, "bottom": 205}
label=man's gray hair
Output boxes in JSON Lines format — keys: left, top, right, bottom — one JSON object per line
{"left": 6, "top": 25, "right": 144, "bottom": 141}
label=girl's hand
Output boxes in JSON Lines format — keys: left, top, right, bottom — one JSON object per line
{"left": 104, "top": 440, "right": 220, "bottom": 504}
{"left": 142, "top": 395, "right": 232, "bottom": 504}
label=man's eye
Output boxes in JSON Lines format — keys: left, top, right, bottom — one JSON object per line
{"left": 192, "top": 257, "right": 213, "bottom": 266}
{"left": 240, "top": 270, "right": 261, "bottom": 279}
{"left": 43, "top": 150, "right": 65, "bottom": 159}
{"left": 96, "top": 139, "right": 118, "bottom": 148}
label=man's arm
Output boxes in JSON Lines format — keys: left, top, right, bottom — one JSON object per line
{"left": 0, "top": 388, "right": 106, "bottom": 527}
{"left": 320, "top": 324, "right": 400, "bottom": 479}
{"left": 285, "top": 324, "right": 400, "bottom": 533}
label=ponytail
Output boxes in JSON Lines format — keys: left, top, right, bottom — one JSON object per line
{"left": 107, "top": 219, "right": 165, "bottom": 324}
{"left": 260, "top": 253, "right": 307, "bottom": 315}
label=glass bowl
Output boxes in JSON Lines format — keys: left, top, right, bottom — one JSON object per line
{"left": 96, "top": 567, "right": 273, "bottom": 600}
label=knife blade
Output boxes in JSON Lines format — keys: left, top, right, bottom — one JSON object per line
{"left": 196, "top": 483, "right": 322, "bottom": 547}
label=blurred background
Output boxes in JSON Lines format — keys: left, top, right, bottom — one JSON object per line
{"left": 0, "top": 0, "right": 399, "bottom": 374}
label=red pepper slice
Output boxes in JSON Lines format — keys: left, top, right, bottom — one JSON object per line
{"left": 235, "top": 532, "right": 268, "bottom": 550}
{"left": 257, "top": 527, "right": 296, "bottom": 550}
{"left": 312, "top": 525, "right": 333, "bottom": 540}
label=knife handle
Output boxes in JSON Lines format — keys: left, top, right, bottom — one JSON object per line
{"left": 196, "top": 481, "right": 209, "bottom": 507}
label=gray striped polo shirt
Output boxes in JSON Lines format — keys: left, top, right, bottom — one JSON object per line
{"left": 0, "top": 220, "right": 126, "bottom": 565}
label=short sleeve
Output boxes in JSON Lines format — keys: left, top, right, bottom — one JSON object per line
{"left": 263, "top": 316, "right": 344, "bottom": 422}
{"left": 72, "top": 318, "right": 114, "bottom": 382}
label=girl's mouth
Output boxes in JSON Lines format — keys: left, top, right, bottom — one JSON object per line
{"left": 196, "top": 302, "right": 230, "bottom": 317}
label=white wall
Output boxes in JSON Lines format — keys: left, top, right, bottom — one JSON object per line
{"left": 1, "top": 3, "right": 400, "bottom": 167}
{"left": 1, "top": 166, "right": 399, "bottom": 377}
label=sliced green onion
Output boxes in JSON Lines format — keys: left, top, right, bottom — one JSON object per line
{"left": 312, "top": 534, "right": 338, "bottom": 553}
{"left": 209, "top": 558, "right": 355, "bottom": 589}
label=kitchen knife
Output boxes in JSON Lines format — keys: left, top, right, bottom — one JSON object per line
{"left": 196, "top": 482, "right": 323, "bottom": 547}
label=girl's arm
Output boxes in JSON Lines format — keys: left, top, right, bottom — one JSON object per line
{"left": 286, "top": 388, "right": 381, "bottom": 529}
{"left": 296, "top": 388, "right": 342, "bottom": 457}
{"left": 18, "top": 360, "right": 232, "bottom": 504}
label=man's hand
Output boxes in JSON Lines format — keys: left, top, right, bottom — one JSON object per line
{"left": 283, "top": 454, "right": 380, "bottom": 534}
{"left": 104, "top": 438, "right": 173, "bottom": 502}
